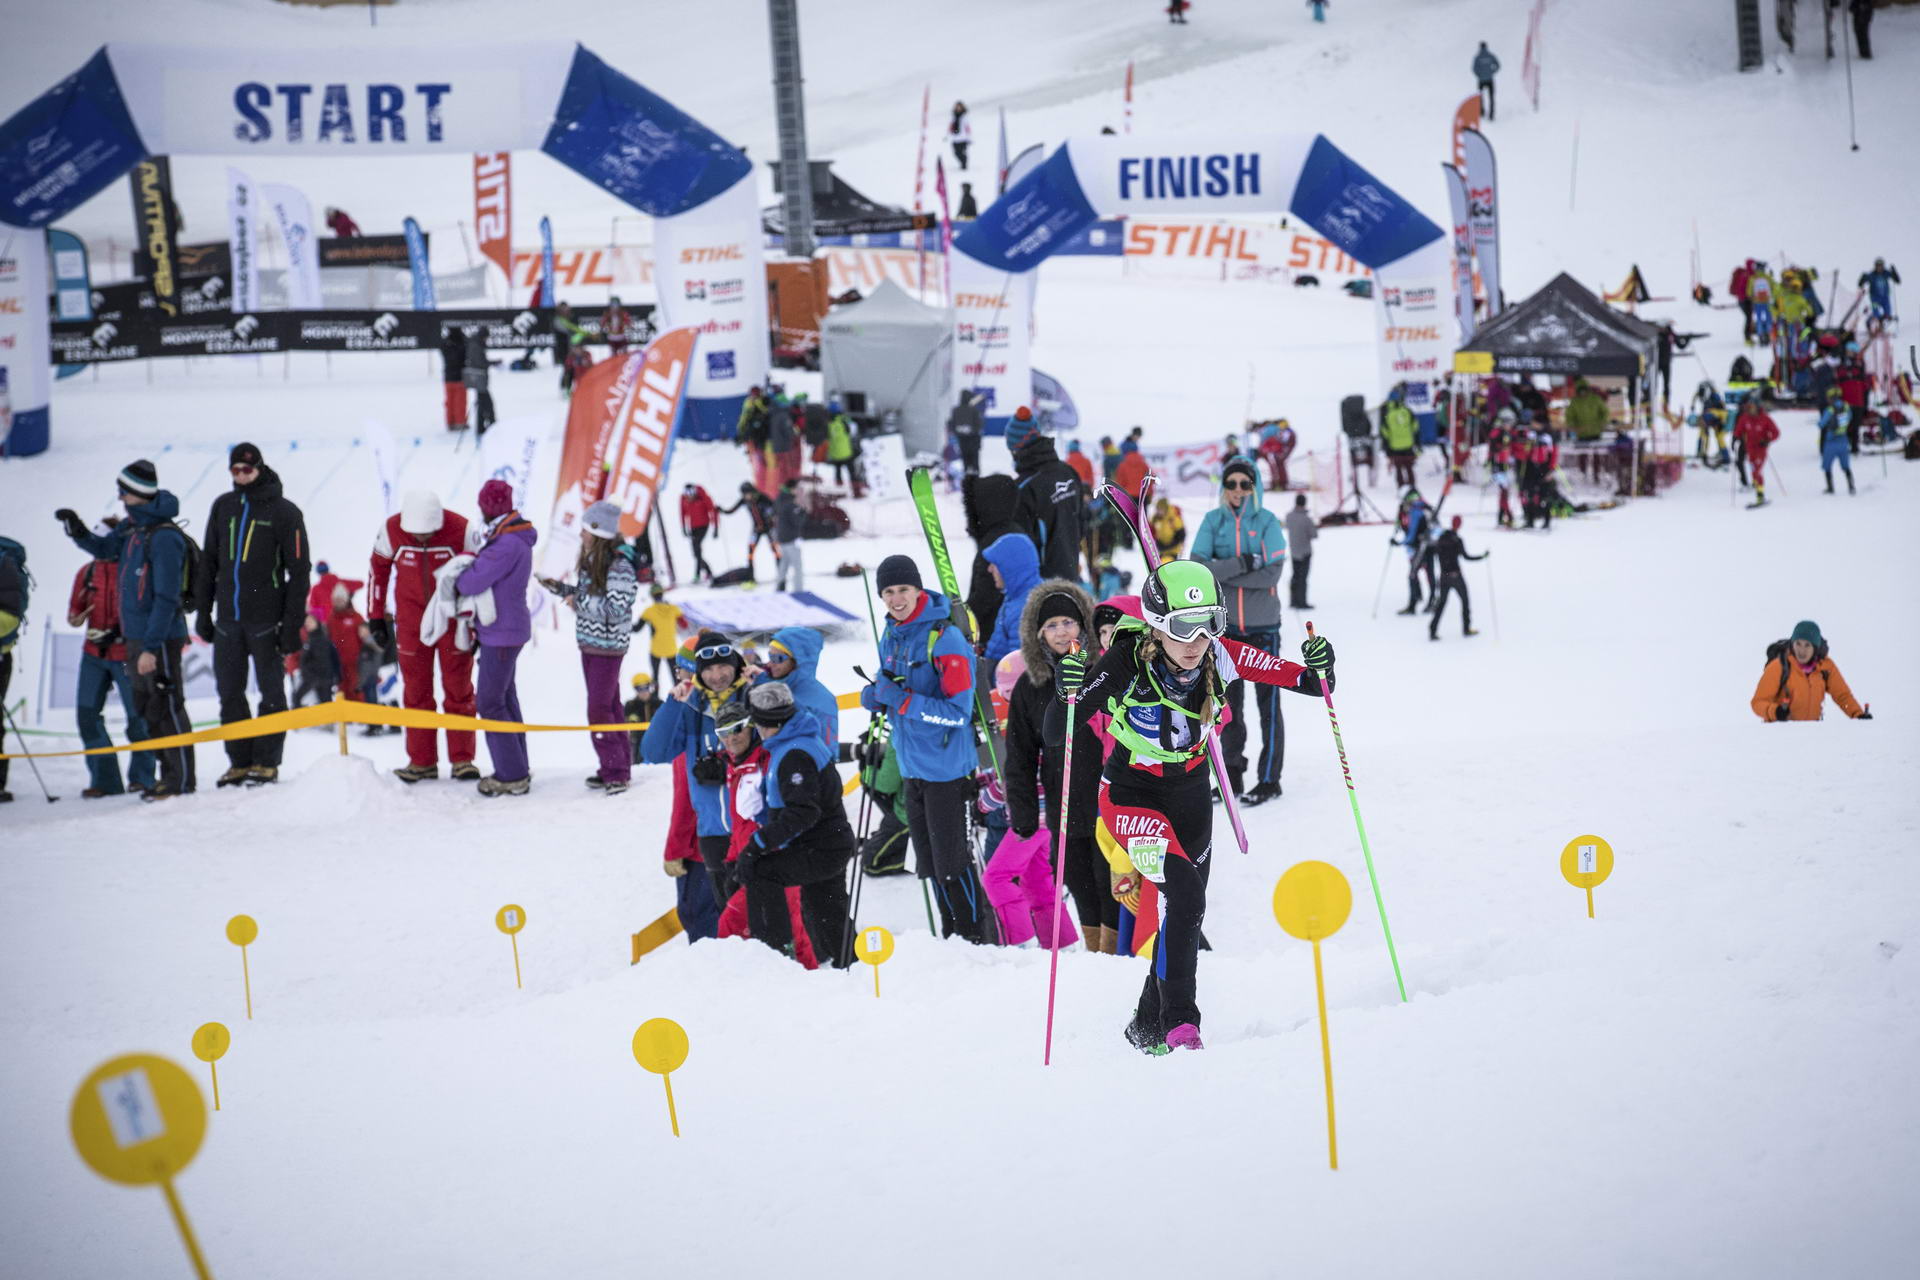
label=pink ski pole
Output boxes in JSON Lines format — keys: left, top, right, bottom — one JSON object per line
{"left": 1043, "top": 649, "right": 1082, "bottom": 1066}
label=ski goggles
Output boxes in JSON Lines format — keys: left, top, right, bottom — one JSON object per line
{"left": 694, "top": 642, "right": 737, "bottom": 662}
{"left": 1159, "top": 605, "right": 1226, "bottom": 642}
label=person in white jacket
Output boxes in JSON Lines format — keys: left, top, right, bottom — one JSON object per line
{"left": 949, "top": 101, "right": 972, "bottom": 171}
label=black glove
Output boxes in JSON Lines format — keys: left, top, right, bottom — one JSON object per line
{"left": 195, "top": 612, "right": 217, "bottom": 644}
{"left": 691, "top": 752, "right": 728, "bottom": 786}
{"left": 1056, "top": 647, "right": 1089, "bottom": 701}
{"left": 367, "top": 617, "right": 394, "bottom": 653}
{"left": 1774, "top": 705, "right": 1791, "bottom": 722}
{"left": 279, "top": 622, "right": 303, "bottom": 656}
{"left": 1856, "top": 710, "right": 1873, "bottom": 721}
{"left": 56, "top": 508, "right": 87, "bottom": 540}
{"left": 1302, "top": 635, "right": 1335, "bottom": 673}
{"left": 1241, "top": 553, "right": 1259, "bottom": 573}
{"left": 1012, "top": 817, "right": 1038, "bottom": 840}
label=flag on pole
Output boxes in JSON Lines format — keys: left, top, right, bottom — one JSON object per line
{"left": 935, "top": 156, "right": 954, "bottom": 304}
{"left": 996, "top": 108, "right": 1010, "bottom": 196}
{"left": 1124, "top": 61, "right": 1134, "bottom": 134}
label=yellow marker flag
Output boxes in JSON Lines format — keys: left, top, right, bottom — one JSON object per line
{"left": 1560, "top": 834, "right": 1615, "bottom": 918}
{"left": 224, "top": 916, "right": 257, "bottom": 1020}
{"left": 71, "top": 1053, "right": 216, "bottom": 1279}
{"left": 1273, "top": 861, "right": 1353, "bottom": 1171}
{"left": 495, "top": 905, "right": 527, "bottom": 989}
{"left": 854, "top": 925, "right": 895, "bottom": 998}
{"left": 190, "top": 1023, "right": 230, "bottom": 1112}
{"left": 632, "top": 1018, "right": 691, "bottom": 1137}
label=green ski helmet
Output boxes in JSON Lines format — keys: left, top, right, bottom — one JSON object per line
{"left": 1141, "top": 560, "right": 1226, "bottom": 642}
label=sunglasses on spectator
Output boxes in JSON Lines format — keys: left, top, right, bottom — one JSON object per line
{"left": 1223, "top": 478, "right": 1254, "bottom": 491}
{"left": 695, "top": 643, "right": 736, "bottom": 662}
{"left": 230, "top": 463, "right": 258, "bottom": 476}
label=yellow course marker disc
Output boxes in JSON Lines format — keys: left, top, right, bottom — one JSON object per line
{"left": 190, "top": 1024, "right": 229, "bottom": 1063}
{"left": 224, "top": 915, "right": 257, "bottom": 947}
{"left": 495, "top": 904, "right": 527, "bottom": 935}
{"left": 632, "top": 1018, "right": 690, "bottom": 1075}
{"left": 1273, "top": 861, "right": 1354, "bottom": 942}
{"left": 1560, "top": 835, "right": 1614, "bottom": 889}
{"left": 71, "top": 1054, "right": 208, "bottom": 1186}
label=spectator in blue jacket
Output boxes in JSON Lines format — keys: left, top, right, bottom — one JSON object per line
{"left": 981, "top": 531, "right": 1042, "bottom": 667}
{"left": 1818, "top": 389, "right": 1856, "bottom": 495}
{"left": 1188, "top": 455, "right": 1288, "bottom": 806}
{"left": 736, "top": 682, "right": 854, "bottom": 967}
{"left": 644, "top": 629, "right": 751, "bottom": 910}
{"left": 58, "top": 459, "right": 198, "bottom": 800}
{"left": 761, "top": 625, "right": 838, "bottom": 750}
{"left": 1473, "top": 42, "right": 1501, "bottom": 119}
{"left": 860, "top": 555, "right": 987, "bottom": 942}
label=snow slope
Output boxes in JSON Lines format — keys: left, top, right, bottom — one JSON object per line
{"left": 3, "top": 2, "right": 1919, "bottom": 1277}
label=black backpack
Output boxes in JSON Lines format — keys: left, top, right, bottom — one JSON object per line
{"left": 1729, "top": 355, "right": 1754, "bottom": 383}
{"left": 157, "top": 522, "right": 206, "bottom": 610}
{"left": 0, "top": 535, "right": 29, "bottom": 651}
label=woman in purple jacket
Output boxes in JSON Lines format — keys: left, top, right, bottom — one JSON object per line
{"left": 458, "top": 479, "right": 538, "bottom": 796}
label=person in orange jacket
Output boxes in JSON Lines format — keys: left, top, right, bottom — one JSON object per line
{"left": 1750, "top": 620, "right": 1871, "bottom": 722}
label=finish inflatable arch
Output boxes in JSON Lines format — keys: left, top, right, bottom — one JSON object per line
{"left": 0, "top": 43, "right": 765, "bottom": 457}
{"left": 949, "top": 134, "right": 1451, "bottom": 432}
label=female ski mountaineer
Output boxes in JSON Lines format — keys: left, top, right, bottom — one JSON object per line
{"left": 1056, "top": 559, "right": 1337, "bottom": 1054}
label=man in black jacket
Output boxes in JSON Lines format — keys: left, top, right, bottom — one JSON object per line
{"left": 737, "top": 682, "right": 853, "bottom": 967}
{"left": 1419, "top": 515, "right": 1487, "bottom": 641}
{"left": 1006, "top": 407, "right": 1084, "bottom": 582}
{"left": 948, "top": 390, "right": 986, "bottom": 477}
{"left": 197, "top": 443, "right": 312, "bottom": 785}
{"left": 962, "top": 472, "right": 1022, "bottom": 641}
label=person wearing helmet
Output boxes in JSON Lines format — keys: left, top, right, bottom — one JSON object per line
{"left": 1055, "top": 560, "right": 1337, "bottom": 1054}
{"left": 370, "top": 489, "right": 486, "bottom": 784}
{"left": 1817, "top": 387, "right": 1856, "bottom": 495}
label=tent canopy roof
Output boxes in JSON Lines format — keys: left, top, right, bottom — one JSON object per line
{"left": 1460, "top": 272, "right": 1657, "bottom": 378}
{"left": 822, "top": 277, "right": 951, "bottom": 334}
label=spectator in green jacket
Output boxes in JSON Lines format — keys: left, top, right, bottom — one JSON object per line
{"left": 1566, "top": 381, "right": 1611, "bottom": 442}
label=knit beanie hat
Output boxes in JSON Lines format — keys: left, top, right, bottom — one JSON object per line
{"left": 1004, "top": 405, "right": 1039, "bottom": 450}
{"left": 1222, "top": 456, "right": 1259, "bottom": 488}
{"left": 400, "top": 489, "right": 444, "bottom": 536}
{"left": 1034, "top": 590, "right": 1083, "bottom": 631}
{"left": 229, "top": 442, "right": 264, "bottom": 469}
{"left": 117, "top": 458, "right": 159, "bottom": 498}
{"left": 583, "top": 500, "right": 622, "bottom": 540}
{"left": 1790, "top": 620, "right": 1824, "bottom": 648}
{"left": 748, "top": 680, "right": 797, "bottom": 728}
{"left": 478, "top": 478, "right": 515, "bottom": 520}
{"left": 692, "top": 629, "right": 743, "bottom": 675}
{"left": 875, "top": 554, "right": 922, "bottom": 593}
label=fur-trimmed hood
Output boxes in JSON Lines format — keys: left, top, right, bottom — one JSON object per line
{"left": 1018, "top": 577, "right": 1100, "bottom": 687}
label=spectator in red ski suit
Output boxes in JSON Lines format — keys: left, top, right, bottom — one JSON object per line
{"left": 369, "top": 489, "right": 484, "bottom": 779}
{"left": 679, "top": 484, "right": 719, "bottom": 582}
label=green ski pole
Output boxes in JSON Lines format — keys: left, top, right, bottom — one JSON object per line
{"left": 1305, "top": 621, "right": 1407, "bottom": 1002}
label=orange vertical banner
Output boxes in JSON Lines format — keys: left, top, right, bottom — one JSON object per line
{"left": 473, "top": 152, "right": 512, "bottom": 280}
{"left": 1450, "top": 96, "right": 1482, "bottom": 169}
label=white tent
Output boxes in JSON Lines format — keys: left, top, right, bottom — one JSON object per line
{"left": 820, "top": 278, "right": 954, "bottom": 459}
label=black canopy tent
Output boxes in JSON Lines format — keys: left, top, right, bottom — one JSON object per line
{"left": 1453, "top": 272, "right": 1676, "bottom": 495}
{"left": 1456, "top": 271, "right": 1659, "bottom": 380}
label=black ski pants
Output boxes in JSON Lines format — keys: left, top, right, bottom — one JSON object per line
{"left": 1221, "top": 627, "right": 1283, "bottom": 786}
{"left": 1109, "top": 772, "right": 1213, "bottom": 1035}
{"left": 1289, "top": 553, "right": 1312, "bottom": 608}
{"left": 906, "top": 775, "right": 988, "bottom": 942}
{"left": 743, "top": 846, "right": 853, "bottom": 969}
{"left": 1429, "top": 571, "right": 1472, "bottom": 637}
{"left": 698, "top": 833, "right": 735, "bottom": 922}
{"left": 1061, "top": 833, "right": 1119, "bottom": 931}
{"left": 1478, "top": 78, "right": 1495, "bottom": 119}
{"left": 688, "top": 527, "right": 713, "bottom": 581}
{"left": 215, "top": 619, "right": 290, "bottom": 768}
{"left": 133, "top": 641, "right": 197, "bottom": 794}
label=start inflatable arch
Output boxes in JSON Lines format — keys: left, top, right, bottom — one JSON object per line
{"left": 949, "top": 133, "right": 1450, "bottom": 432}
{"left": 0, "top": 43, "right": 764, "bottom": 456}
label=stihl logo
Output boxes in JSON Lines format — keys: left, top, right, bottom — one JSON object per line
{"left": 678, "top": 246, "right": 742, "bottom": 264}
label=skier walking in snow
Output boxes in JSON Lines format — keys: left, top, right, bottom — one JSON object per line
{"left": 861, "top": 555, "right": 990, "bottom": 943}
{"left": 1473, "top": 42, "right": 1501, "bottom": 120}
{"left": 1394, "top": 489, "right": 1438, "bottom": 608}
{"left": 1817, "top": 389, "right": 1856, "bottom": 495}
{"left": 1420, "top": 516, "right": 1486, "bottom": 641}
{"left": 949, "top": 101, "right": 972, "bottom": 171}
{"left": 679, "top": 483, "right": 718, "bottom": 583}
{"left": 1190, "top": 456, "right": 1289, "bottom": 806}
{"left": 1283, "top": 493, "right": 1317, "bottom": 608}
{"left": 1003, "top": 580, "right": 1115, "bottom": 951}
{"left": 455, "top": 480, "right": 538, "bottom": 796}
{"left": 1858, "top": 258, "right": 1900, "bottom": 321}
{"left": 197, "top": 443, "right": 311, "bottom": 788}
{"left": 371, "top": 489, "right": 484, "bottom": 784}
{"left": 1751, "top": 620, "right": 1871, "bottom": 721}
{"left": 722, "top": 482, "right": 778, "bottom": 583}
{"left": 1732, "top": 398, "right": 1779, "bottom": 506}
{"left": 1058, "top": 561, "right": 1338, "bottom": 1053}
{"left": 538, "top": 500, "right": 639, "bottom": 794}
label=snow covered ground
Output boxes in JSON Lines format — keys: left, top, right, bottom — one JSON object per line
{"left": 3, "top": 1, "right": 1919, "bottom": 1276}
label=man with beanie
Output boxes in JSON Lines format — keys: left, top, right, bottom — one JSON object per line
{"left": 734, "top": 681, "right": 854, "bottom": 967}
{"left": 1006, "top": 406, "right": 1084, "bottom": 582}
{"left": 64, "top": 514, "right": 156, "bottom": 797}
{"left": 60, "top": 459, "right": 200, "bottom": 799}
{"left": 644, "top": 628, "right": 753, "bottom": 909}
{"left": 1283, "top": 494, "right": 1317, "bottom": 609}
{"left": 863, "top": 555, "right": 991, "bottom": 943}
{"left": 1420, "top": 515, "right": 1486, "bottom": 641}
{"left": 457, "top": 479, "right": 537, "bottom": 795}
{"left": 1189, "top": 455, "right": 1289, "bottom": 806}
{"left": 197, "top": 443, "right": 311, "bottom": 786}
{"left": 370, "top": 489, "right": 485, "bottom": 783}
